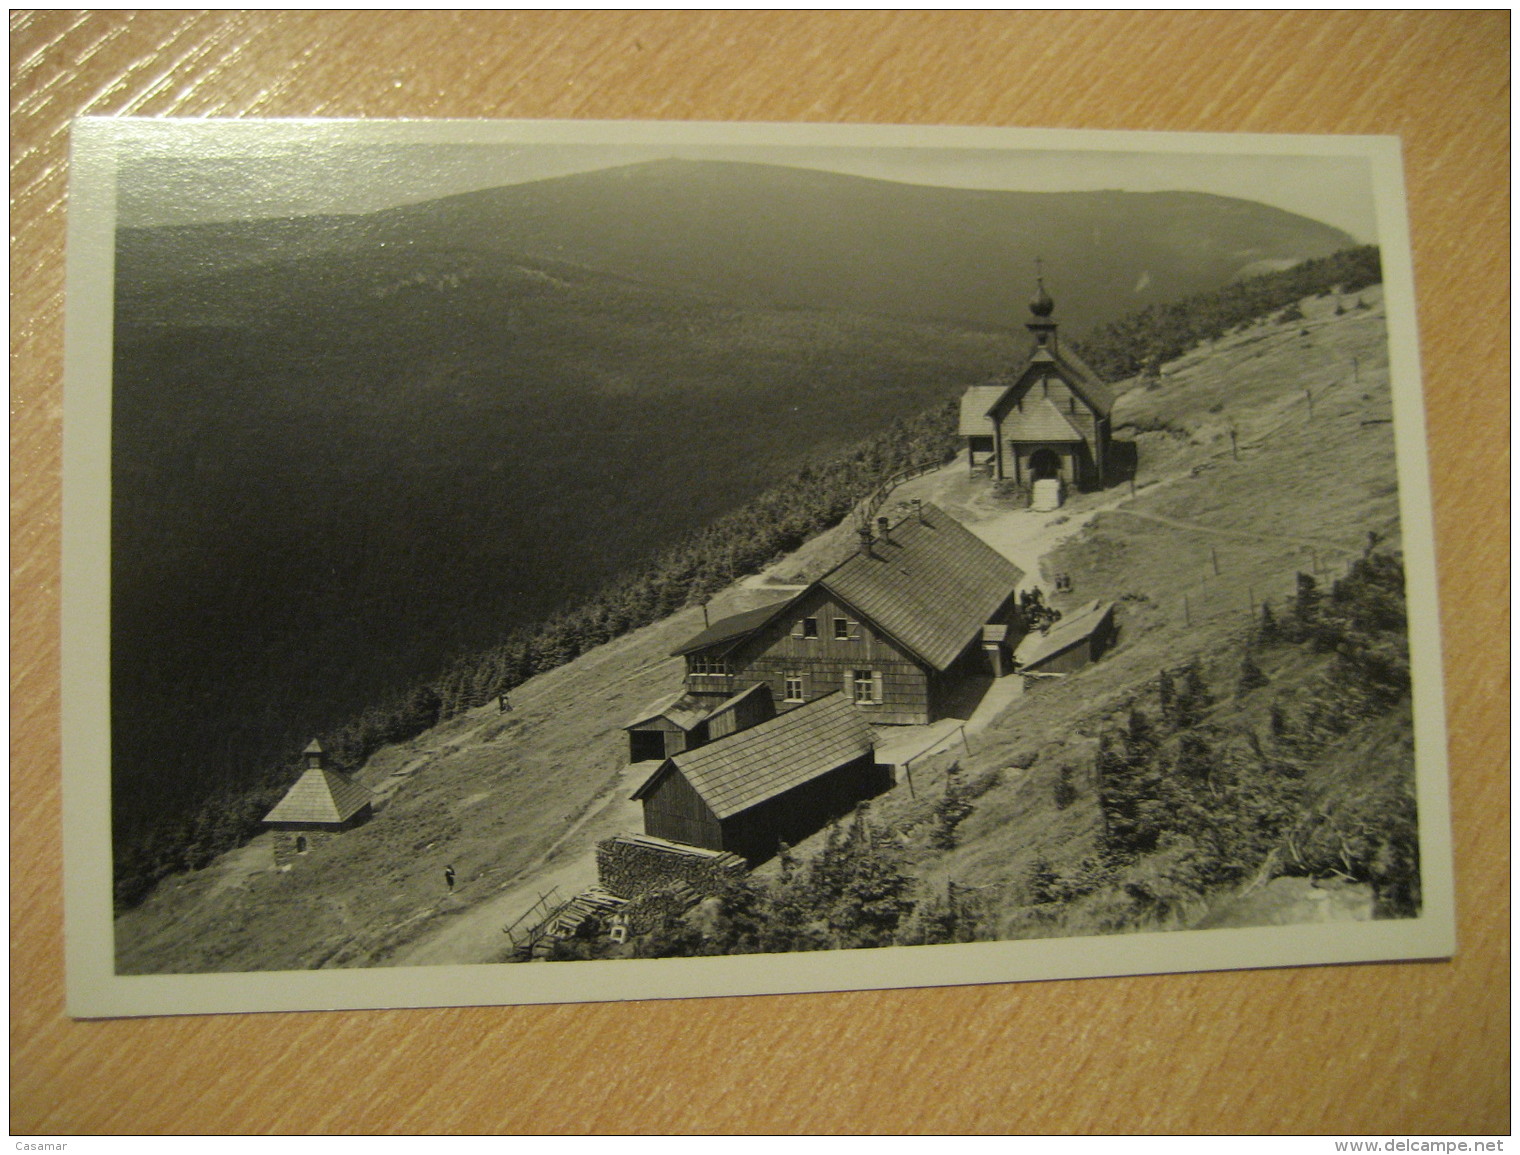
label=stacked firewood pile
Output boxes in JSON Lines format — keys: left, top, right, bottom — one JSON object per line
{"left": 543, "top": 886, "right": 628, "bottom": 940}
{"left": 621, "top": 881, "right": 705, "bottom": 935}
{"left": 596, "top": 833, "right": 747, "bottom": 906}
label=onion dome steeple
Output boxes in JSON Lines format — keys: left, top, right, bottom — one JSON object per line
{"left": 1026, "top": 258, "right": 1059, "bottom": 351}
{"left": 1030, "top": 262, "right": 1055, "bottom": 318}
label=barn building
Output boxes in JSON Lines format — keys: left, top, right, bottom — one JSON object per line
{"left": 630, "top": 691, "right": 889, "bottom": 865}
{"left": 1013, "top": 600, "right": 1117, "bottom": 675}
{"left": 672, "top": 502, "right": 1025, "bottom": 726}
{"left": 623, "top": 682, "right": 776, "bottom": 763}
{"left": 261, "top": 740, "right": 374, "bottom": 866}
{"left": 960, "top": 277, "right": 1115, "bottom": 500}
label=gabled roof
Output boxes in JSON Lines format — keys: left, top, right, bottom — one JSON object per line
{"left": 671, "top": 599, "right": 796, "bottom": 657}
{"left": 980, "top": 340, "right": 1115, "bottom": 426}
{"left": 957, "top": 384, "right": 1009, "bottom": 437}
{"left": 624, "top": 690, "right": 714, "bottom": 732}
{"left": 815, "top": 503, "right": 1023, "bottom": 671}
{"left": 670, "top": 505, "right": 1021, "bottom": 673}
{"left": 632, "top": 692, "right": 874, "bottom": 820}
{"left": 1004, "top": 342, "right": 1113, "bottom": 417}
{"left": 262, "top": 766, "right": 372, "bottom": 826}
{"left": 703, "top": 681, "right": 773, "bottom": 720}
{"left": 1058, "top": 344, "right": 1115, "bottom": 415}
{"left": 1014, "top": 600, "right": 1115, "bottom": 670}
{"left": 1000, "top": 395, "right": 1085, "bottom": 443}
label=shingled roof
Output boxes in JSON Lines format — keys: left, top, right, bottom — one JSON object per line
{"left": 957, "top": 383, "right": 1009, "bottom": 437}
{"left": 671, "top": 599, "right": 795, "bottom": 657}
{"left": 262, "top": 766, "right": 373, "bottom": 826}
{"left": 671, "top": 505, "right": 1020, "bottom": 672}
{"left": 624, "top": 689, "right": 714, "bottom": 732}
{"left": 1002, "top": 343, "right": 1115, "bottom": 417}
{"left": 632, "top": 692, "right": 874, "bottom": 820}
{"left": 1000, "top": 395, "right": 1085, "bottom": 443}
{"left": 1014, "top": 600, "right": 1115, "bottom": 670}
{"left": 813, "top": 502, "right": 1022, "bottom": 671}
{"left": 976, "top": 340, "right": 1116, "bottom": 429}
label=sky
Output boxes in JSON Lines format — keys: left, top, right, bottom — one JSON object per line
{"left": 109, "top": 122, "right": 1380, "bottom": 242}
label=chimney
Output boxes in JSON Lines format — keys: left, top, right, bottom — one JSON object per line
{"left": 857, "top": 523, "right": 874, "bottom": 555}
{"left": 911, "top": 498, "right": 925, "bottom": 524}
{"left": 876, "top": 516, "right": 891, "bottom": 543}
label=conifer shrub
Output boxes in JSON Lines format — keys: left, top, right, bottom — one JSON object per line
{"left": 1237, "top": 651, "right": 1270, "bottom": 696}
{"left": 1053, "top": 765, "right": 1079, "bottom": 810}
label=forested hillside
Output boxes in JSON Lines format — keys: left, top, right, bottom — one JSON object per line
{"left": 1072, "top": 244, "right": 1382, "bottom": 378}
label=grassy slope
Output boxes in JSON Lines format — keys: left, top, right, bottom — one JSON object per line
{"left": 113, "top": 582, "right": 793, "bottom": 973}
{"left": 116, "top": 286, "right": 1407, "bottom": 971}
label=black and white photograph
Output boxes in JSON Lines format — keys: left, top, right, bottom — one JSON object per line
{"left": 62, "top": 118, "right": 1455, "bottom": 1017}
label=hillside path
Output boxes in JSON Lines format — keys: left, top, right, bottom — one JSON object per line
{"left": 384, "top": 760, "right": 650, "bottom": 968}
{"left": 1104, "top": 507, "right": 1357, "bottom": 551}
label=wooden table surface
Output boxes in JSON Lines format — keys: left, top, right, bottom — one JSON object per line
{"left": 10, "top": 11, "right": 1508, "bottom": 1135}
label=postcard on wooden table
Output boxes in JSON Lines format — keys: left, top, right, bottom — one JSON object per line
{"left": 61, "top": 118, "right": 1455, "bottom": 1018}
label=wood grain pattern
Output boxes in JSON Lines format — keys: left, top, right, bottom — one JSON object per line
{"left": 10, "top": 11, "right": 1508, "bottom": 1134}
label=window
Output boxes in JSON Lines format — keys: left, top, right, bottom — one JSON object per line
{"left": 295, "top": 836, "right": 308, "bottom": 854}
{"left": 689, "top": 657, "right": 729, "bottom": 676}
{"left": 853, "top": 670, "right": 879, "bottom": 704}
{"left": 784, "top": 675, "right": 805, "bottom": 702}
{"left": 833, "top": 618, "right": 851, "bottom": 640}
{"left": 802, "top": 617, "right": 819, "bottom": 639}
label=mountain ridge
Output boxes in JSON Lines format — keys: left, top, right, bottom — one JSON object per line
{"left": 118, "top": 158, "right": 1355, "bottom": 334}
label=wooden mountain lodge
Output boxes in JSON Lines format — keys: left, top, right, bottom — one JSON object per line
{"left": 261, "top": 740, "right": 373, "bottom": 866}
{"left": 960, "top": 276, "right": 1115, "bottom": 501}
{"left": 672, "top": 501, "right": 1026, "bottom": 726}
{"left": 630, "top": 691, "right": 889, "bottom": 865}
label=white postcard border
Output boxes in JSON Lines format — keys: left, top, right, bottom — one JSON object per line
{"left": 61, "top": 118, "right": 1456, "bottom": 1019}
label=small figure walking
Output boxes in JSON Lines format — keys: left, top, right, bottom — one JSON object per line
{"left": 444, "top": 864, "right": 456, "bottom": 893}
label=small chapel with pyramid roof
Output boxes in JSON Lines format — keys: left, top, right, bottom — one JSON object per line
{"left": 262, "top": 739, "right": 373, "bottom": 866}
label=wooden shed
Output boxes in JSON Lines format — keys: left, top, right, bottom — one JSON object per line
{"left": 261, "top": 740, "right": 373, "bottom": 866}
{"left": 630, "top": 691, "right": 888, "bottom": 865}
{"left": 673, "top": 502, "right": 1025, "bottom": 725}
{"left": 1013, "top": 600, "right": 1117, "bottom": 675}
{"left": 623, "top": 682, "right": 775, "bottom": 763}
